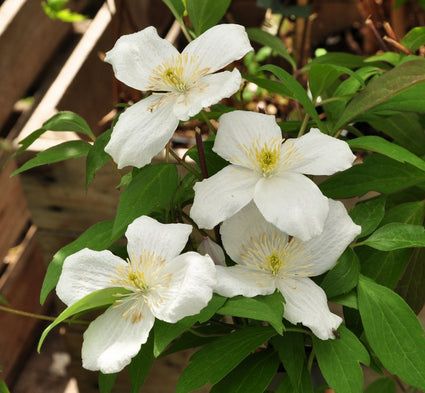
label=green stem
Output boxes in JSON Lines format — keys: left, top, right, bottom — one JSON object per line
{"left": 195, "top": 128, "right": 209, "bottom": 179}
{"left": 188, "top": 328, "right": 226, "bottom": 338}
{"left": 200, "top": 110, "right": 217, "bottom": 135}
{"left": 0, "top": 305, "right": 89, "bottom": 325}
{"left": 181, "top": 211, "right": 210, "bottom": 238}
{"left": 297, "top": 113, "right": 310, "bottom": 137}
{"left": 168, "top": 148, "right": 202, "bottom": 180}
{"left": 307, "top": 345, "right": 316, "bottom": 373}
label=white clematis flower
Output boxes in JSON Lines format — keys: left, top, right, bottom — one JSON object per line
{"left": 215, "top": 200, "right": 361, "bottom": 340}
{"left": 190, "top": 110, "right": 356, "bottom": 241}
{"left": 56, "top": 216, "right": 216, "bottom": 374}
{"left": 104, "top": 24, "right": 253, "bottom": 169}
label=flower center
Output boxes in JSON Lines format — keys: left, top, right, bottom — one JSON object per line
{"left": 110, "top": 251, "right": 171, "bottom": 323}
{"left": 147, "top": 53, "right": 210, "bottom": 94}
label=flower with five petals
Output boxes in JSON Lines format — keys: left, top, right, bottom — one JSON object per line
{"left": 56, "top": 216, "right": 216, "bottom": 373}
{"left": 104, "top": 24, "right": 253, "bottom": 169}
{"left": 190, "top": 110, "right": 356, "bottom": 241}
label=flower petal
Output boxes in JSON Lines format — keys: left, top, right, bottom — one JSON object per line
{"left": 172, "top": 69, "right": 242, "bottom": 121}
{"left": 190, "top": 165, "right": 258, "bottom": 229}
{"left": 213, "top": 110, "right": 282, "bottom": 165}
{"left": 303, "top": 199, "right": 361, "bottom": 276}
{"left": 81, "top": 303, "right": 155, "bottom": 373}
{"left": 214, "top": 265, "right": 276, "bottom": 297}
{"left": 220, "top": 201, "right": 285, "bottom": 265}
{"left": 126, "top": 216, "right": 192, "bottom": 262}
{"left": 285, "top": 128, "right": 356, "bottom": 175}
{"left": 183, "top": 24, "right": 253, "bottom": 74}
{"left": 104, "top": 95, "right": 179, "bottom": 169}
{"left": 104, "top": 26, "right": 179, "bottom": 91}
{"left": 277, "top": 277, "right": 342, "bottom": 340}
{"left": 56, "top": 249, "right": 126, "bottom": 307}
{"left": 149, "top": 252, "right": 216, "bottom": 323}
{"left": 254, "top": 172, "right": 329, "bottom": 241}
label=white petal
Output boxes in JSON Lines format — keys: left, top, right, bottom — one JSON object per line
{"left": 149, "top": 252, "right": 216, "bottom": 323}
{"left": 277, "top": 277, "right": 342, "bottom": 340}
{"left": 220, "top": 201, "right": 285, "bottom": 265}
{"left": 198, "top": 237, "right": 226, "bottom": 266}
{"left": 303, "top": 200, "right": 361, "bottom": 276}
{"left": 172, "top": 69, "right": 242, "bottom": 121}
{"left": 286, "top": 129, "right": 356, "bottom": 175}
{"left": 126, "top": 216, "right": 192, "bottom": 262}
{"left": 214, "top": 265, "right": 276, "bottom": 297}
{"left": 190, "top": 165, "right": 258, "bottom": 229}
{"left": 104, "top": 26, "right": 179, "bottom": 91}
{"left": 104, "top": 95, "right": 179, "bottom": 169}
{"left": 213, "top": 110, "right": 282, "bottom": 165}
{"left": 81, "top": 304, "right": 155, "bottom": 373}
{"left": 183, "top": 24, "right": 253, "bottom": 74}
{"left": 254, "top": 173, "right": 329, "bottom": 241}
{"left": 56, "top": 249, "right": 126, "bottom": 306}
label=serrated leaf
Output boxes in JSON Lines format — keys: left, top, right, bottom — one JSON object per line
{"left": 246, "top": 28, "right": 296, "bottom": 70}
{"left": 364, "top": 377, "right": 396, "bottom": 393}
{"left": 38, "top": 287, "right": 130, "bottom": 351}
{"left": 12, "top": 140, "right": 91, "bottom": 176}
{"left": 86, "top": 129, "right": 112, "bottom": 189}
{"left": 313, "top": 325, "right": 370, "bottom": 393}
{"left": 348, "top": 136, "right": 425, "bottom": 173}
{"left": 112, "top": 163, "right": 179, "bottom": 239}
{"left": 349, "top": 196, "right": 386, "bottom": 238}
{"left": 396, "top": 247, "right": 425, "bottom": 314}
{"left": 260, "top": 64, "right": 325, "bottom": 131}
{"left": 319, "top": 154, "right": 425, "bottom": 199}
{"left": 333, "top": 59, "right": 425, "bottom": 132}
{"left": 321, "top": 248, "right": 360, "bottom": 299}
{"left": 98, "top": 372, "right": 117, "bottom": 393}
{"left": 128, "top": 332, "right": 154, "bottom": 393}
{"left": 210, "top": 349, "right": 280, "bottom": 393}
{"left": 175, "top": 326, "right": 276, "bottom": 392}
{"left": 40, "top": 221, "right": 117, "bottom": 304}
{"left": 358, "top": 276, "right": 425, "bottom": 390}
{"left": 154, "top": 294, "right": 226, "bottom": 356}
{"left": 186, "top": 0, "right": 231, "bottom": 35}
{"left": 358, "top": 223, "right": 425, "bottom": 251}
{"left": 217, "top": 292, "right": 284, "bottom": 334}
{"left": 401, "top": 27, "right": 425, "bottom": 52}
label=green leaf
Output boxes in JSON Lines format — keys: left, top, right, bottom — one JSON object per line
{"left": 358, "top": 247, "right": 412, "bottom": 288}
{"left": 304, "top": 52, "right": 367, "bottom": 70}
{"left": 154, "top": 294, "right": 226, "bottom": 356}
{"left": 40, "top": 221, "right": 117, "bottom": 304}
{"left": 98, "top": 372, "right": 117, "bottom": 393}
{"left": 313, "top": 325, "right": 370, "bottom": 393}
{"left": 15, "top": 111, "right": 94, "bottom": 154}
{"left": 210, "top": 349, "right": 280, "bottom": 393}
{"left": 175, "top": 326, "right": 276, "bottom": 392}
{"left": 396, "top": 247, "right": 425, "bottom": 314}
{"left": 129, "top": 332, "right": 154, "bottom": 393}
{"left": 0, "top": 295, "right": 8, "bottom": 306}
{"left": 86, "top": 129, "right": 112, "bottom": 189}
{"left": 369, "top": 113, "right": 425, "bottom": 156}
{"left": 321, "top": 248, "right": 360, "bottom": 299}
{"left": 333, "top": 59, "right": 425, "bottom": 132}
{"left": 380, "top": 200, "right": 425, "bottom": 227}
{"left": 38, "top": 287, "right": 130, "bottom": 351}
{"left": 272, "top": 333, "right": 314, "bottom": 393}
{"left": 319, "top": 154, "right": 425, "bottom": 199}
{"left": 260, "top": 64, "right": 325, "bottom": 131}
{"left": 186, "top": 0, "right": 231, "bottom": 35}
{"left": 363, "top": 378, "right": 396, "bottom": 393}
{"left": 161, "top": 0, "right": 185, "bottom": 22}
{"left": 348, "top": 136, "right": 425, "bottom": 173}
{"left": 331, "top": 290, "right": 358, "bottom": 310}
{"left": 358, "top": 276, "right": 425, "bottom": 390}
{"left": 187, "top": 138, "right": 227, "bottom": 176}
{"left": 0, "top": 380, "right": 10, "bottom": 393}
{"left": 349, "top": 196, "right": 386, "bottom": 238}
{"left": 12, "top": 140, "right": 91, "bottom": 176}
{"left": 358, "top": 223, "right": 425, "bottom": 251}
{"left": 112, "top": 163, "right": 179, "bottom": 239}
{"left": 246, "top": 28, "right": 296, "bottom": 70}
{"left": 401, "top": 27, "right": 425, "bottom": 52}
{"left": 217, "top": 292, "right": 285, "bottom": 334}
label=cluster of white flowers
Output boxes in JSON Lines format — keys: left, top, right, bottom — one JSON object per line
{"left": 56, "top": 24, "right": 360, "bottom": 374}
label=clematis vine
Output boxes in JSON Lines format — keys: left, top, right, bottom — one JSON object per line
{"left": 190, "top": 110, "right": 356, "bottom": 241}
{"left": 104, "top": 24, "right": 253, "bottom": 169}
{"left": 56, "top": 216, "right": 216, "bottom": 374}
{"left": 214, "top": 200, "right": 361, "bottom": 340}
